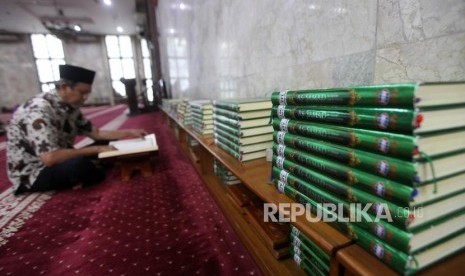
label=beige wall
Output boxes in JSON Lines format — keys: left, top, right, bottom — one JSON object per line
{"left": 0, "top": 35, "right": 146, "bottom": 108}
{"left": 0, "top": 35, "right": 39, "bottom": 110}
{"left": 155, "top": 0, "right": 465, "bottom": 100}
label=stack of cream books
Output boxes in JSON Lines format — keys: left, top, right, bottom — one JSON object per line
{"left": 212, "top": 98, "right": 273, "bottom": 162}
{"left": 190, "top": 100, "right": 214, "bottom": 135}
{"left": 177, "top": 99, "right": 192, "bottom": 126}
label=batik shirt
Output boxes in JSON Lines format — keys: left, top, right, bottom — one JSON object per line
{"left": 7, "top": 91, "right": 94, "bottom": 192}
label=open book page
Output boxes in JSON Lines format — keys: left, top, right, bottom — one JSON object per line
{"left": 98, "top": 133, "right": 158, "bottom": 159}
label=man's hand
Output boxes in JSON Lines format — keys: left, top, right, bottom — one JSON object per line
{"left": 96, "top": 145, "right": 117, "bottom": 153}
{"left": 123, "top": 129, "right": 147, "bottom": 139}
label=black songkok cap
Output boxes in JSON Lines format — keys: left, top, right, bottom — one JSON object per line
{"left": 59, "top": 64, "right": 96, "bottom": 84}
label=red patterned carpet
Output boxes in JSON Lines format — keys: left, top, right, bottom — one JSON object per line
{"left": 0, "top": 107, "right": 261, "bottom": 275}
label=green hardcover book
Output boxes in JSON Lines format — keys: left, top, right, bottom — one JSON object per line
{"left": 274, "top": 155, "right": 465, "bottom": 231}
{"left": 213, "top": 98, "right": 272, "bottom": 112}
{"left": 273, "top": 118, "right": 416, "bottom": 160}
{"left": 275, "top": 166, "right": 465, "bottom": 241}
{"left": 215, "top": 127, "right": 272, "bottom": 146}
{"left": 290, "top": 245, "right": 329, "bottom": 275}
{"left": 277, "top": 181, "right": 465, "bottom": 268}
{"left": 191, "top": 108, "right": 213, "bottom": 116}
{"left": 275, "top": 168, "right": 414, "bottom": 253}
{"left": 275, "top": 118, "right": 465, "bottom": 160}
{"left": 288, "top": 184, "right": 465, "bottom": 274}
{"left": 271, "top": 82, "right": 465, "bottom": 108}
{"left": 290, "top": 226, "right": 330, "bottom": 264}
{"left": 273, "top": 104, "right": 465, "bottom": 136}
{"left": 273, "top": 150, "right": 465, "bottom": 230}
{"left": 273, "top": 143, "right": 415, "bottom": 190}
{"left": 213, "top": 114, "right": 270, "bottom": 129}
{"left": 273, "top": 175, "right": 410, "bottom": 235}
{"left": 215, "top": 138, "right": 266, "bottom": 162}
{"left": 214, "top": 121, "right": 274, "bottom": 137}
{"left": 189, "top": 99, "right": 213, "bottom": 109}
{"left": 191, "top": 116, "right": 213, "bottom": 126}
{"left": 278, "top": 183, "right": 399, "bottom": 248}
{"left": 214, "top": 133, "right": 273, "bottom": 154}
{"left": 274, "top": 131, "right": 415, "bottom": 183}
{"left": 213, "top": 106, "right": 271, "bottom": 120}
{"left": 191, "top": 112, "right": 213, "bottom": 121}
{"left": 271, "top": 153, "right": 414, "bottom": 205}
{"left": 272, "top": 105, "right": 416, "bottom": 135}
{"left": 273, "top": 166, "right": 409, "bottom": 219}
{"left": 290, "top": 246, "right": 328, "bottom": 276}
{"left": 276, "top": 183, "right": 351, "bottom": 233}
{"left": 355, "top": 226, "right": 465, "bottom": 275}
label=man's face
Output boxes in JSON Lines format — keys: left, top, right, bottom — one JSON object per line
{"left": 65, "top": 82, "right": 92, "bottom": 106}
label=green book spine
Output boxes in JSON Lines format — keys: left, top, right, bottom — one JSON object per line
{"left": 271, "top": 83, "right": 417, "bottom": 108}
{"left": 274, "top": 175, "right": 409, "bottom": 234}
{"left": 273, "top": 143, "right": 416, "bottom": 189}
{"left": 213, "top": 114, "right": 240, "bottom": 128}
{"left": 273, "top": 118, "right": 415, "bottom": 161}
{"left": 274, "top": 131, "right": 416, "bottom": 183}
{"left": 354, "top": 224, "right": 411, "bottom": 274}
{"left": 271, "top": 153, "right": 413, "bottom": 205}
{"left": 214, "top": 121, "right": 241, "bottom": 136}
{"left": 215, "top": 128, "right": 241, "bottom": 144}
{"left": 290, "top": 226, "right": 330, "bottom": 263}
{"left": 273, "top": 165, "right": 409, "bottom": 213}
{"left": 214, "top": 134, "right": 240, "bottom": 152}
{"left": 279, "top": 184, "right": 412, "bottom": 267}
{"left": 213, "top": 101, "right": 240, "bottom": 112}
{"left": 215, "top": 139, "right": 240, "bottom": 160}
{"left": 290, "top": 246, "right": 328, "bottom": 276}
{"left": 191, "top": 113, "right": 212, "bottom": 121}
{"left": 272, "top": 105, "right": 416, "bottom": 134}
{"left": 213, "top": 107, "right": 241, "bottom": 119}
{"left": 273, "top": 155, "right": 414, "bottom": 217}
{"left": 275, "top": 168, "right": 413, "bottom": 252}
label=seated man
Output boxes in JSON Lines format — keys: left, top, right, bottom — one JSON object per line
{"left": 6, "top": 64, "right": 146, "bottom": 195}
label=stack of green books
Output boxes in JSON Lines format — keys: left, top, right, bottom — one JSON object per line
{"left": 270, "top": 82, "right": 465, "bottom": 274}
{"left": 290, "top": 225, "right": 330, "bottom": 276}
{"left": 161, "top": 98, "right": 186, "bottom": 116}
{"left": 176, "top": 99, "right": 192, "bottom": 126}
{"left": 189, "top": 100, "right": 214, "bottom": 135}
{"left": 212, "top": 98, "right": 274, "bottom": 162}
{"left": 213, "top": 158, "right": 242, "bottom": 185}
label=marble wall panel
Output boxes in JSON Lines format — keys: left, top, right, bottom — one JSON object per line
{"left": 375, "top": 32, "right": 465, "bottom": 83}
{"left": 0, "top": 37, "right": 39, "bottom": 109}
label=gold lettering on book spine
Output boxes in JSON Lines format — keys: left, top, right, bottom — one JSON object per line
{"left": 346, "top": 189, "right": 357, "bottom": 203}
{"left": 348, "top": 111, "right": 359, "bottom": 126}
{"left": 348, "top": 152, "right": 361, "bottom": 166}
{"left": 348, "top": 89, "right": 361, "bottom": 106}
{"left": 348, "top": 131, "right": 360, "bottom": 147}
{"left": 347, "top": 170, "right": 358, "bottom": 185}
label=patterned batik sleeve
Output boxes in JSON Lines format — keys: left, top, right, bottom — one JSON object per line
{"left": 26, "top": 104, "right": 61, "bottom": 156}
{"left": 75, "top": 110, "right": 94, "bottom": 136}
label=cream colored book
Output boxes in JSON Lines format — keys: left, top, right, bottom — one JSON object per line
{"left": 98, "top": 133, "right": 158, "bottom": 159}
